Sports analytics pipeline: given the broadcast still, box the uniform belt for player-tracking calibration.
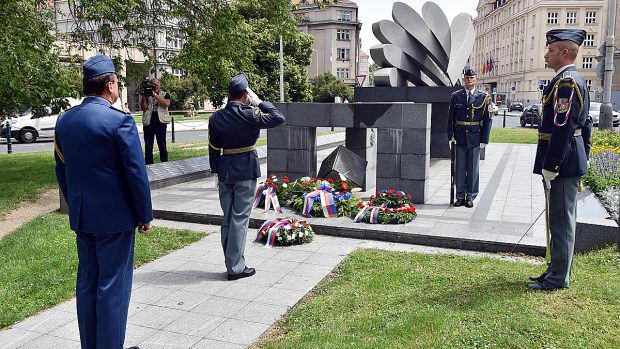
[456,121,480,126]
[538,129,581,141]
[222,145,256,155]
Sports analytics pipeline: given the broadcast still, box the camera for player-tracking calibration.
[142,77,154,96]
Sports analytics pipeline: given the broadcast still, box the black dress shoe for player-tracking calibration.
[453,199,465,207]
[527,281,565,291]
[126,347,140,349]
[465,200,474,208]
[528,273,547,282]
[227,267,256,281]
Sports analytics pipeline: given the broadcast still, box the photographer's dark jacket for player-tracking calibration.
[208,101,285,182]
[447,88,493,148]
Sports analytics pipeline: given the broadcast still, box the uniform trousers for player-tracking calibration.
[455,145,480,201]
[218,179,257,274]
[543,176,578,288]
[75,230,135,349]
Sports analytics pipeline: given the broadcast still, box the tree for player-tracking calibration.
[0,1,81,119]
[312,72,354,103]
[368,63,380,87]
[159,73,207,111]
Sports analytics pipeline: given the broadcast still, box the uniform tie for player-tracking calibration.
[467,92,472,104]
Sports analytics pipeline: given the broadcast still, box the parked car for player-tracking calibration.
[491,103,499,116]
[509,100,524,112]
[0,98,84,143]
[589,102,620,127]
[520,104,542,127]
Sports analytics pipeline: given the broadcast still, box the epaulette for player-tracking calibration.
[110,105,130,115]
[57,105,77,118]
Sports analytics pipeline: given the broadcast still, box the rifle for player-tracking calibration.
[450,140,455,206]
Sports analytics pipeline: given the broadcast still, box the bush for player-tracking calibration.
[312,72,353,103]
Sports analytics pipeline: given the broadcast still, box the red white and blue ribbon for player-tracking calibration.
[254,218,289,248]
[302,189,337,217]
[354,203,387,224]
[253,184,282,213]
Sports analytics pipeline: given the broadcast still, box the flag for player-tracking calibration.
[489,53,494,75]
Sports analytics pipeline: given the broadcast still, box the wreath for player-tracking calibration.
[353,190,417,224]
[289,178,361,218]
[254,218,314,247]
[253,175,291,212]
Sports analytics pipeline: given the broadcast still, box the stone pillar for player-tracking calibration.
[375,103,431,204]
[267,125,317,180]
[345,128,377,190]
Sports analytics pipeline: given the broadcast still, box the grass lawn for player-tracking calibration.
[0,212,205,329]
[0,152,56,218]
[257,248,620,349]
[490,128,538,144]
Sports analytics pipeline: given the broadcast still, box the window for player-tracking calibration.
[337,48,351,61]
[586,80,592,91]
[336,68,349,79]
[337,10,352,21]
[547,12,558,24]
[582,57,593,69]
[336,29,350,41]
[566,12,577,24]
[584,34,595,47]
[530,58,534,69]
[531,14,536,27]
[586,11,596,24]
[530,36,534,49]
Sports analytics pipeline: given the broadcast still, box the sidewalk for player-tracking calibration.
[0,220,536,349]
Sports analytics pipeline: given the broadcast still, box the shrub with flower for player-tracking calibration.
[254,218,314,247]
[584,130,620,221]
[253,175,291,212]
[289,177,361,218]
[353,190,417,224]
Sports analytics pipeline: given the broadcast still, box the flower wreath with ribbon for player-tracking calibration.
[290,180,359,218]
[253,175,290,213]
[353,189,417,224]
[254,218,314,247]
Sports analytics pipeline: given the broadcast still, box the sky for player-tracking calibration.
[355,0,479,60]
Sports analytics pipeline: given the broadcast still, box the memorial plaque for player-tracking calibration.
[318,145,368,188]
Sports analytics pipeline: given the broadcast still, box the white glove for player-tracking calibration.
[480,143,487,149]
[449,138,456,147]
[542,169,558,189]
[246,87,263,106]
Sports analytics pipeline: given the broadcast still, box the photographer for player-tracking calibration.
[140,77,171,164]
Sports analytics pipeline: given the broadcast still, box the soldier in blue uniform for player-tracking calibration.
[447,68,493,208]
[54,55,152,349]
[208,73,285,280]
[528,29,592,290]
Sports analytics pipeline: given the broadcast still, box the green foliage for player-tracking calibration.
[368,62,380,86]
[591,129,620,153]
[489,128,539,144]
[312,72,354,103]
[257,247,620,349]
[159,74,208,111]
[291,196,361,218]
[0,1,81,119]
[0,213,204,329]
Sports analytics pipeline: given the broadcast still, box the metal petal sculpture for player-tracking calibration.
[370,1,475,87]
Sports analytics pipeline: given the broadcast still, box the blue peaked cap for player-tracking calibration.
[228,72,249,95]
[546,29,586,46]
[464,68,477,77]
[83,55,116,79]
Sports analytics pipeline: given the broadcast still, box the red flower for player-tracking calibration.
[407,194,412,200]
[342,183,349,190]
[396,193,402,198]
[274,185,279,190]
[376,191,381,196]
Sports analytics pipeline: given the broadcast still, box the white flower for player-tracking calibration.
[286,235,292,240]
[284,225,291,230]
[283,183,288,188]
[278,236,283,241]
[299,231,304,237]
[301,176,311,182]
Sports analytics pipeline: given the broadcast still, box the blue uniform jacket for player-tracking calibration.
[447,89,493,148]
[533,66,592,176]
[208,101,285,182]
[54,96,153,234]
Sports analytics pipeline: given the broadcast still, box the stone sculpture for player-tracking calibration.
[371,1,475,87]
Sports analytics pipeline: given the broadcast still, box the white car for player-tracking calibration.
[1,98,84,143]
[589,102,620,127]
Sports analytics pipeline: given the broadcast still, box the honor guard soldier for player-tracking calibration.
[54,55,152,349]
[528,29,592,290]
[208,73,285,280]
[447,68,494,208]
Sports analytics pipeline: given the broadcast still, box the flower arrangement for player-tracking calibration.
[289,177,361,218]
[353,190,417,224]
[254,218,314,247]
[253,175,291,212]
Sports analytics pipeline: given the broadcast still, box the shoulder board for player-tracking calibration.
[57,105,77,118]
[109,105,130,115]
[451,90,462,97]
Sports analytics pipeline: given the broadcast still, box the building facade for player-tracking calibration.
[472,0,608,106]
[293,0,362,86]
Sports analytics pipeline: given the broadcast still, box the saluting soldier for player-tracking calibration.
[447,68,494,208]
[529,29,592,290]
[54,55,152,349]
[208,73,285,280]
